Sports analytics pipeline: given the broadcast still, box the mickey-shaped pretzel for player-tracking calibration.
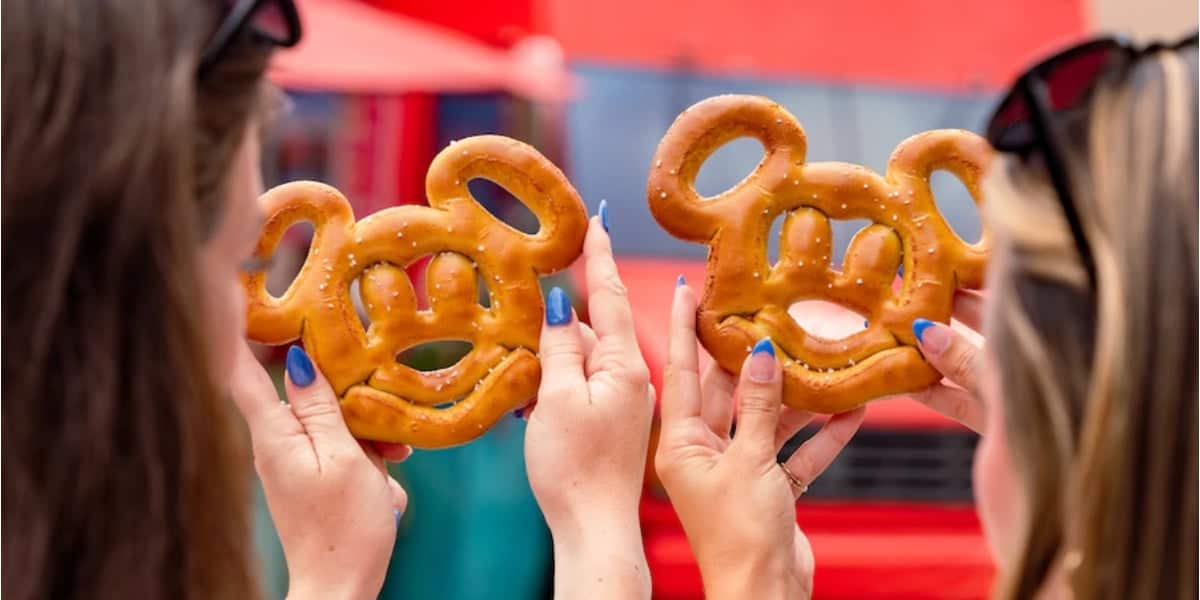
[243,135,588,448]
[648,95,992,413]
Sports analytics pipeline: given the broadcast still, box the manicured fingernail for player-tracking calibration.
[676,274,686,287]
[598,199,610,232]
[286,345,316,387]
[393,508,402,528]
[748,338,776,382]
[546,286,571,326]
[912,318,950,354]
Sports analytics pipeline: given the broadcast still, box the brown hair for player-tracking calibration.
[2,1,271,598]
[983,46,1198,599]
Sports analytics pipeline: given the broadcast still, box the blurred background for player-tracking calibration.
[251,0,1197,598]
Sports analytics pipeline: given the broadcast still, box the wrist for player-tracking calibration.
[286,572,383,600]
[550,510,644,557]
[698,551,808,600]
[543,496,642,548]
[549,508,650,600]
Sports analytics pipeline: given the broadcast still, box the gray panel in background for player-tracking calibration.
[567,65,993,260]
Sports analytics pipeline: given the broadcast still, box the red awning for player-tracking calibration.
[269,0,574,101]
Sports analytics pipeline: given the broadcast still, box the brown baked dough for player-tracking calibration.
[647,95,992,413]
[243,135,588,448]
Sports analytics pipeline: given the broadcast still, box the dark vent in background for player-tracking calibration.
[778,427,977,503]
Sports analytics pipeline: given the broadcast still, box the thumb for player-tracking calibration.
[284,345,357,449]
[913,319,980,394]
[730,338,783,461]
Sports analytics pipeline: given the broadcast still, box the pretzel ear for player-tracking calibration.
[648,94,809,242]
[425,135,588,274]
[243,181,355,345]
[886,130,993,289]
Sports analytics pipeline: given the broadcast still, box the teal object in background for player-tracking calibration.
[382,417,551,599]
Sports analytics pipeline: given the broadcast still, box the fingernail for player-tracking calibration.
[546,286,571,326]
[393,508,402,528]
[748,338,776,382]
[286,345,316,387]
[598,199,610,232]
[912,318,950,355]
[676,274,686,287]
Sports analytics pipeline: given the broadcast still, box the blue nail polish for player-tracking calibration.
[393,508,402,528]
[546,286,571,326]
[751,337,775,357]
[598,199,610,232]
[286,346,316,387]
[676,274,686,287]
[912,318,935,342]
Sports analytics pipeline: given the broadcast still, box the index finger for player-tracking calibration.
[583,216,638,347]
[660,280,703,424]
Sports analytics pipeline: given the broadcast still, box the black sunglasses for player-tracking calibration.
[199,0,302,76]
[985,31,1199,285]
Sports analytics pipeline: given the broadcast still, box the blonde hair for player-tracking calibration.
[981,46,1197,599]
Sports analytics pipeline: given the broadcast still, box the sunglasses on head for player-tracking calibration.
[198,0,302,76]
[984,31,1199,285]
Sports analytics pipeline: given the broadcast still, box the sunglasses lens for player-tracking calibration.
[987,41,1121,151]
[250,0,292,43]
[988,93,1033,150]
[1040,46,1114,110]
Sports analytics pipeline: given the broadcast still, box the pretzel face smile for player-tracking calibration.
[243,136,588,448]
[648,95,993,413]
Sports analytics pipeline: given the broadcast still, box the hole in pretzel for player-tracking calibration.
[768,212,785,267]
[264,221,315,297]
[433,395,469,410]
[694,137,763,198]
[829,218,873,269]
[787,300,869,339]
[468,178,538,235]
[475,271,492,308]
[929,170,982,244]
[396,340,474,372]
[348,278,372,330]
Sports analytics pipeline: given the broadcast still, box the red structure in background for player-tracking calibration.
[548,0,1086,90]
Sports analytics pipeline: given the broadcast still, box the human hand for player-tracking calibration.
[523,208,654,599]
[908,289,987,433]
[655,280,866,600]
[230,342,411,600]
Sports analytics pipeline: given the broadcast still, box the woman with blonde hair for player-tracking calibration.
[653,32,1198,599]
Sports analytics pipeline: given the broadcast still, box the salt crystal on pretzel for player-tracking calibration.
[648,95,992,413]
[243,135,588,448]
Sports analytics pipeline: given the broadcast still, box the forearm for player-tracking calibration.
[549,511,651,600]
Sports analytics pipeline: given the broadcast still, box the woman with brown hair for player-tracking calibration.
[2,1,657,598]
[654,32,1198,599]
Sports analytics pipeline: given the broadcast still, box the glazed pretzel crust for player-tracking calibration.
[243,135,588,448]
[648,95,992,413]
